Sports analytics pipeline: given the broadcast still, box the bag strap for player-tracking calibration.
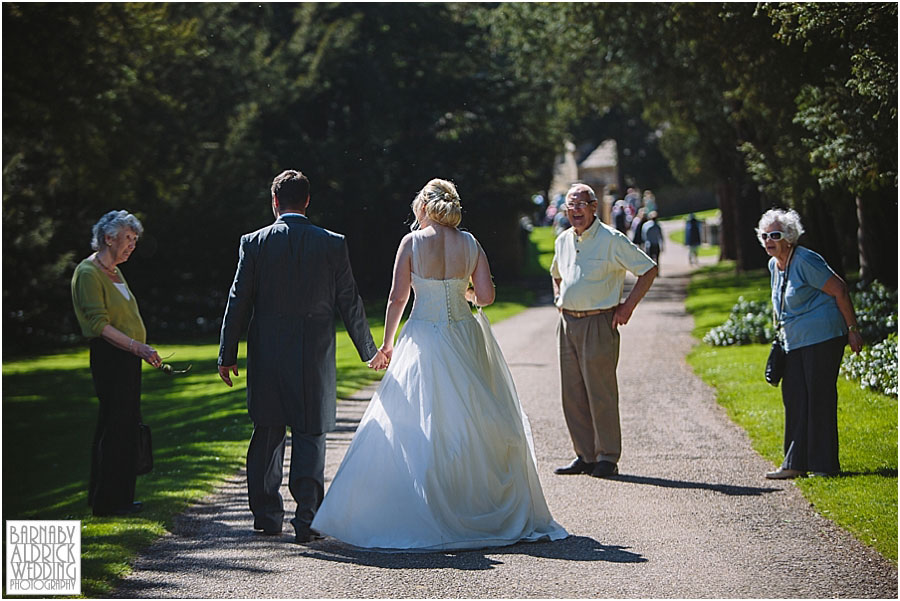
[773,247,795,332]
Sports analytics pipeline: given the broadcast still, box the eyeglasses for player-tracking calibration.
[565,201,594,210]
[758,231,785,241]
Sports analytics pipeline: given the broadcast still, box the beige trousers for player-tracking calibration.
[557,311,621,464]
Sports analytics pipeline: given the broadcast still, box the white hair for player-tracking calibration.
[566,183,598,202]
[91,210,143,250]
[755,208,804,246]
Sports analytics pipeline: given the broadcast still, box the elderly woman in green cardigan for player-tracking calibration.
[71,210,161,516]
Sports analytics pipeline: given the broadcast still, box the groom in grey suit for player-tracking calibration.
[218,169,384,543]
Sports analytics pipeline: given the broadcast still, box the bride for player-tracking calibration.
[311,178,567,551]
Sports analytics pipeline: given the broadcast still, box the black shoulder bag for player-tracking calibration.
[765,249,793,386]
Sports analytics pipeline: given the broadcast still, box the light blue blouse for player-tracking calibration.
[770,246,846,352]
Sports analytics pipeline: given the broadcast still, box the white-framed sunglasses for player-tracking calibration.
[758,231,785,241]
[565,201,594,210]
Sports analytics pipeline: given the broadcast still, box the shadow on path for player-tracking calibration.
[294,535,647,570]
[608,473,780,496]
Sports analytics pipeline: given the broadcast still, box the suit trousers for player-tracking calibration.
[247,425,326,533]
[780,335,846,474]
[88,338,141,514]
[557,311,621,464]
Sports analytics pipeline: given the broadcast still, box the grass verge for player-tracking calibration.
[685,262,898,562]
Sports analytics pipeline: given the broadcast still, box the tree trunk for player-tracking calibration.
[857,189,898,288]
[734,178,768,272]
[716,180,737,261]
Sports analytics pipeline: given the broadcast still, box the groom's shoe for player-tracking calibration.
[253,520,283,536]
[294,528,324,544]
[554,457,596,475]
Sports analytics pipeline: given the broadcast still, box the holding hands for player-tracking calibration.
[368,347,391,371]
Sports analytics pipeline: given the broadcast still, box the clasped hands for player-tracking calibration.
[368,347,391,371]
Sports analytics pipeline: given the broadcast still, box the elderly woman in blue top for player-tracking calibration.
[71,210,162,516]
[757,209,863,479]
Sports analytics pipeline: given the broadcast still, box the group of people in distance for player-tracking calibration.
[71,170,862,550]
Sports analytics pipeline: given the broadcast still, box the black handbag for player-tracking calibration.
[765,248,793,387]
[765,338,786,386]
[136,422,153,475]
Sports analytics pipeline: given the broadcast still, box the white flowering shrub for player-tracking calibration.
[841,334,898,397]
[702,297,775,346]
[852,281,897,343]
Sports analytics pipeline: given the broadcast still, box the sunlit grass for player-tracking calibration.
[685,264,897,562]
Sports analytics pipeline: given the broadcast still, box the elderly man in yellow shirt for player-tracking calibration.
[550,184,658,478]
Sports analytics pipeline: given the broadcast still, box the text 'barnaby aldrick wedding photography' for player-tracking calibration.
[5,520,81,595]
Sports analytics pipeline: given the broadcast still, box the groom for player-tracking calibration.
[218,169,385,543]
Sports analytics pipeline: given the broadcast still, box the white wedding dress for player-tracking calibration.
[311,229,567,551]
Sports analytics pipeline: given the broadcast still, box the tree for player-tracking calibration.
[3,3,565,349]
[763,2,898,286]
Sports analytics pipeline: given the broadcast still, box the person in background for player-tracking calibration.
[71,210,162,516]
[612,199,629,233]
[631,207,646,247]
[641,211,664,275]
[642,190,657,215]
[757,209,863,479]
[685,212,702,266]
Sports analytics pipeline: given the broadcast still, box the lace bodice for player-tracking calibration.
[408,229,478,324]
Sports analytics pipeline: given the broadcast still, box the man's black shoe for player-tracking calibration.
[590,461,619,478]
[554,457,596,475]
[254,520,283,535]
[294,528,324,544]
[257,527,283,536]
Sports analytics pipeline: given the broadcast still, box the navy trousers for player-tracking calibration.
[247,425,325,534]
[780,335,846,474]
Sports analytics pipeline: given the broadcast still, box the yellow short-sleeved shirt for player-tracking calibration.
[71,258,147,342]
[550,218,656,311]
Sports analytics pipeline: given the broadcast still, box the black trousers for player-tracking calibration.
[246,425,325,534]
[89,338,142,514]
[780,335,846,474]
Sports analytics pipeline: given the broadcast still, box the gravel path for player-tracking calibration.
[114,226,897,598]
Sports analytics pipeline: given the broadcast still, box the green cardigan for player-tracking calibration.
[71,258,147,342]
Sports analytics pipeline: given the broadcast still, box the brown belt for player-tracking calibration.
[560,307,617,318]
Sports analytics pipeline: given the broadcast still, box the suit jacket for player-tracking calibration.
[218,214,377,432]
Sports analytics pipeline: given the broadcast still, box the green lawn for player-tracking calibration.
[685,262,898,562]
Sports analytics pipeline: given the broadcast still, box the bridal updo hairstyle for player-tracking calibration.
[412,179,462,229]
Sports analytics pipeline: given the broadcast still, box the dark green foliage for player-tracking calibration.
[3,3,896,351]
[3,3,563,351]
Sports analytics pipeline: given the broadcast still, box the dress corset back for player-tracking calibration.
[408,229,479,325]
[409,275,473,324]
